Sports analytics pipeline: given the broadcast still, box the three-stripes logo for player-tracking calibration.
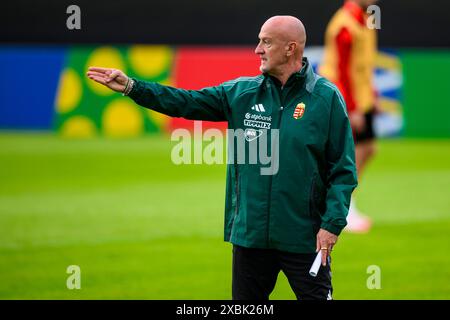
[251,104,266,112]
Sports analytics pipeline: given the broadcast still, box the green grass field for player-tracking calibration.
[0,133,449,299]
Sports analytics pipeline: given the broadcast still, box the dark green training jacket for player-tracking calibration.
[128,57,358,254]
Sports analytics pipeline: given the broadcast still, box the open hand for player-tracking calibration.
[86,67,129,93]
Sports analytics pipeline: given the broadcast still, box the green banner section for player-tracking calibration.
[401,50,450,138]
[54,46,173,138]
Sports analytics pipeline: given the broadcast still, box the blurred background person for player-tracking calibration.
[320,0,379,233]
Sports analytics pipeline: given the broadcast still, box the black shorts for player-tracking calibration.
[232,245,332,300]
[354,109,376,144]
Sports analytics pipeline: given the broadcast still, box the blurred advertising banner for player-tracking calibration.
[54,46,175,138]
[51,45,403,138]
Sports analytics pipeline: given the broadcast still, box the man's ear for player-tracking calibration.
[286,41,297,57]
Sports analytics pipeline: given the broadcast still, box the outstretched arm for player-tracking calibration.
[86,66,228,121]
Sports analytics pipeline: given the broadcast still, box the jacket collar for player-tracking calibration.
[263,57,318,93]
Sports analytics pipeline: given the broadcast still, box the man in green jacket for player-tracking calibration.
[87,15,357,300]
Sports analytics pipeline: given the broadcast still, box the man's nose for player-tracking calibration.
[255,44,264,55]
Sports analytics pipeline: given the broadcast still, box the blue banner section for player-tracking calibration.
[0,47,66,129]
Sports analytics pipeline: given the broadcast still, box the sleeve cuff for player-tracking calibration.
[320,221,345,236]
[128,78,144,101]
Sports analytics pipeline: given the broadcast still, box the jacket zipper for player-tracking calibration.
[229,165,239,241]
[266,85,285,246]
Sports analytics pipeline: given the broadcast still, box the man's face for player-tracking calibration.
[254,24,288,74]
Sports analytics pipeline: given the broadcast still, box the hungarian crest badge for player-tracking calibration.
[293,103,306,119]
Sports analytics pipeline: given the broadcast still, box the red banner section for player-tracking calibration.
[171,47,260,132]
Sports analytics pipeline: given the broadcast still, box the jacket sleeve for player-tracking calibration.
[128,79,229,121]
[321,89,358,235]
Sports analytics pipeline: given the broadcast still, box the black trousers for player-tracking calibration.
[232,245,332,300]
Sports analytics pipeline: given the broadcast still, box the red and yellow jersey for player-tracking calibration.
[319,1,377,113]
